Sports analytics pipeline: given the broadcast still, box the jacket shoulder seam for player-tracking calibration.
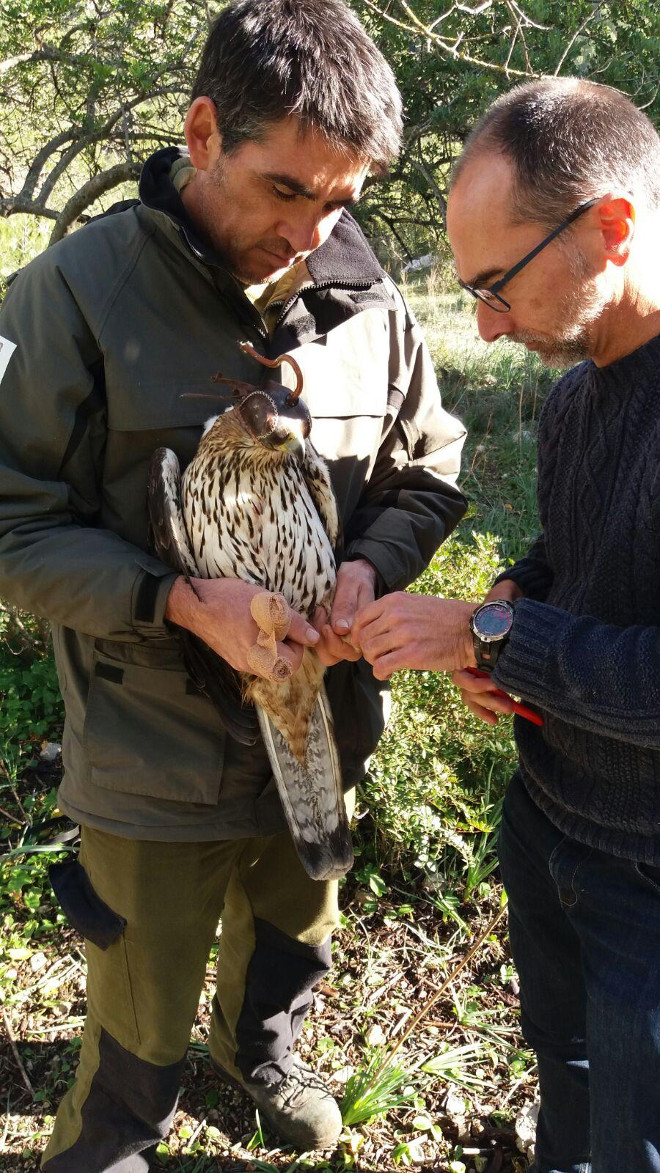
[95,213,157,341]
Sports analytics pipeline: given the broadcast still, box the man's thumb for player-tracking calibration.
[287,610,320,645]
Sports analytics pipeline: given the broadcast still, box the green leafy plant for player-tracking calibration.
[421,1042,488,1090]
[340,1050,417,1126]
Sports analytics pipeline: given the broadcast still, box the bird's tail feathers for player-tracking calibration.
[256,686,353,882]
[247,648,322,763]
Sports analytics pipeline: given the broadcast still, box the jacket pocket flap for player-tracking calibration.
[107,382,233,433]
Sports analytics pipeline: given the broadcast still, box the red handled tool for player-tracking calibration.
[465,666,544,726]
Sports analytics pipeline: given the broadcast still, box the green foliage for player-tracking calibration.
[0,0,658,268]
[354,0,660,261]
[0,606,63,741]
[420,1041,488,1090]
[0,654,62,741]
[361,284,546,892]
[341,1050,416,1125]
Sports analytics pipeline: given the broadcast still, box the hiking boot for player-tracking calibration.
[216,1055,343,1150]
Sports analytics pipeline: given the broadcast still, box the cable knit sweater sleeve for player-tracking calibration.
[491,339,660,751]
[493,601,660,747]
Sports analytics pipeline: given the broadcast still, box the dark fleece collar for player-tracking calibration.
[138,146,384,289]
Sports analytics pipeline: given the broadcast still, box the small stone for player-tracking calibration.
[515,1099,539,1159]
[366,1023,386,1047]
[39,742,62,763]
[445,1089,467,1120]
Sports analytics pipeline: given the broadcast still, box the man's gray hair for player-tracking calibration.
[452,77,660,228]
[191,0,403,174]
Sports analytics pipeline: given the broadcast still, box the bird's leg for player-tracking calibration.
[246,592,293,682]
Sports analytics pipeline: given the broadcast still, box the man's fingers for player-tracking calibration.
[311,605,329,634]
[286,609,321,646]
[327,626,361,662]
[277,639,305,673]
[454,672,515,715]
[359,628,400,664]
[462,694,500,725]
[452,668,502,696]
[331,560,378,634]
[370,650,405,680]
[316,624,361,666]
[351,597,385,641]
[331,584,360,634]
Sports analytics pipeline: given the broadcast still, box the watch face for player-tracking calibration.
[476,602,512,639]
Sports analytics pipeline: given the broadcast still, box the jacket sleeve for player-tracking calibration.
[493,599,660,749]
[0,253,176,641]
[344,287,467,592]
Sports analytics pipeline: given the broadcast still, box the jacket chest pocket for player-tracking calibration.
[101,381,228,551]
[83,643,225,804]
[284,314,389,516]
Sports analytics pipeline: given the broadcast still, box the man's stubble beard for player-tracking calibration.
[203,156,298,285]
[510,250,611,368]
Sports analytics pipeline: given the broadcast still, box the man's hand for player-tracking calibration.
[451,668,516,725]
[481,578,523,606]
[165,575,320,675]
[451,577,524,723]
[312,558,377,667]
[351,592,477,680]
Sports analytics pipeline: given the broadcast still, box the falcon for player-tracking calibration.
[148,343,353,882]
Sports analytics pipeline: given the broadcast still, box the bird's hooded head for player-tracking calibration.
[211,344,311,463]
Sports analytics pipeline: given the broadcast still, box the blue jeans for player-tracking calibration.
[499,772,660,1173]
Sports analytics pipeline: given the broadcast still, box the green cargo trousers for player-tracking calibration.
[41,815,346,1171]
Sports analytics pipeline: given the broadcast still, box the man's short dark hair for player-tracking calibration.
[191,0,402,174]
[453,77,660,229]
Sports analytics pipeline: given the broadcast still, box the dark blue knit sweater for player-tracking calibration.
[493,333,660,864]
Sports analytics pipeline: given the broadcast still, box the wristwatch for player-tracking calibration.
[470,599,515,672]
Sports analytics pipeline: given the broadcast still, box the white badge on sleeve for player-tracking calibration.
[0,335,17,384]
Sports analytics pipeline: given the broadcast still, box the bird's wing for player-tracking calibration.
[302,441,342,551]
[256,682,353,881]
[148,447,198,576]
[147,447,258,746]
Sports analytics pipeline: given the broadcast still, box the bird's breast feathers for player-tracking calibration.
[181,451,336,617]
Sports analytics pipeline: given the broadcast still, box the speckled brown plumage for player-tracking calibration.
[148,392,352,881]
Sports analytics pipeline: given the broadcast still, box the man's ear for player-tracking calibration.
[184,97,222,171]
[596,195,635,267]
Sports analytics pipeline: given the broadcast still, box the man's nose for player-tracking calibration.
[477,300,514,343]
[277,210,331,255]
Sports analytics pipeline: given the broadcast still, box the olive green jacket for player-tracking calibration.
[0,147,467,840]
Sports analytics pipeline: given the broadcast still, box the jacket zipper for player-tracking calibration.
[272,278,379,333]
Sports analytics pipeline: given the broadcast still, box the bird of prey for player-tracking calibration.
[148,343,353,881]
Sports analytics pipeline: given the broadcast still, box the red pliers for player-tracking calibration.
[465,666,544,726]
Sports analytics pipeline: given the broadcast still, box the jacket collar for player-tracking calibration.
[138,146,384,290]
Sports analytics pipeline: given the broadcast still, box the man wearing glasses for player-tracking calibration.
[352,77,660,1172]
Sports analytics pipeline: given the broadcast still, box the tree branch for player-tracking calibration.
[408,156,448,225]
[49,161,142,244]
[0,197,59,220]
[553,1,604,76]
[360,0,538,78]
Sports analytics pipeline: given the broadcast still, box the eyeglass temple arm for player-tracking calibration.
[488,197,600,294]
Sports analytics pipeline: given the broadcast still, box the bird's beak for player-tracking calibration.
[275,432,305,463]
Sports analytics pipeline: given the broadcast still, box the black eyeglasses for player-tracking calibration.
[459,197,600,313]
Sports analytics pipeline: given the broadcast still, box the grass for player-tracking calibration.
[0,270,546,1171]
